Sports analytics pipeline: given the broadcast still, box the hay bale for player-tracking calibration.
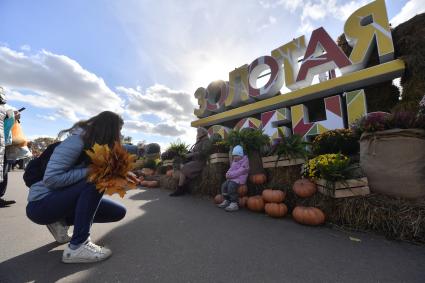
[188,162,229,197]
[265,165,303,189]
[158,175,178,191]
[284,189,425,243]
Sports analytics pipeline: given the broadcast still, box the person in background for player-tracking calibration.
[217,145,249,212]
[0,87,16,207]
[169,127,211,196]
[6,109,32,171]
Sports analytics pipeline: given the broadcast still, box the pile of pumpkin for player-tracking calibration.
[214,178,326,226]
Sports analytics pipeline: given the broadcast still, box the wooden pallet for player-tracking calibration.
[262,155,305,168]
[315,177,370,198]
[209,153,229,164]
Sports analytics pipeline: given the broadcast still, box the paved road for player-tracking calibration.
[1,171,425,283]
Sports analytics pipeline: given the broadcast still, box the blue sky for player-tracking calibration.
[0,0,422,149]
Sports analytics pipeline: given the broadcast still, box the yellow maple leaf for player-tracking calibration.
[86,142,138,197]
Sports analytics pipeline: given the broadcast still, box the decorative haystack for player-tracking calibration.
[393,13,425,112]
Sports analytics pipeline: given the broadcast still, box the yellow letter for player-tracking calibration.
[344,0,394,72]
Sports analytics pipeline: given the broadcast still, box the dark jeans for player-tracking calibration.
[0,155,9,198]
[221,180,239,202]
[26,180,126,245]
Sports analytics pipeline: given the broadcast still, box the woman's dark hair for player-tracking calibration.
[58,111,124,150]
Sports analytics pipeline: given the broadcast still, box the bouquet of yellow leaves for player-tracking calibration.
[86,142,137,198]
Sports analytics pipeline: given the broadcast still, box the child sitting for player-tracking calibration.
[218,145,249,212]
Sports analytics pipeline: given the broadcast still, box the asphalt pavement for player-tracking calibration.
[1,171,425,283]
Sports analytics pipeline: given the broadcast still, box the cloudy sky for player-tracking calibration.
[0,0,423,149]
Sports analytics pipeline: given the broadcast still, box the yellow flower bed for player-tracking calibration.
[304,154,349,179]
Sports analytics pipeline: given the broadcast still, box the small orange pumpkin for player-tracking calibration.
[293,179,317,198]
[214,194,224,204]
[249,173,267,185]
[265,203,288,218]
[238,185,248,197]
[262,189,286,203]
[292,206,325,226]
[247,196,265,212]
[239,196,248,208]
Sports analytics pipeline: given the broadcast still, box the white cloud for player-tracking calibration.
[112,1,294,93]
[20,45,31,51]
[0,46,124,120]
[124,120,186,137]
[117,84,195,122]
[36,114,57,121]
[257,16,278,31]
[391,0,425,27]
[259,0,369,34]
[0,46,197,140]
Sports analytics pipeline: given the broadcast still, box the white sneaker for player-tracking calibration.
[217,200,230,208]
[47,221,71,244]
[62,239,112,263]
[225,202,239,212]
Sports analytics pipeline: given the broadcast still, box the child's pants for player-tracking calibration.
[221,180,239,203]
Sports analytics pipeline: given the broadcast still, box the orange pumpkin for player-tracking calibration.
[239,196,248,208]
[293,179,317,198]
[166,169,174,177]
[238,185,248,197]
[214,194,224,204]
[292,206,325,226]
[262,189,286,203]
[247,196,265,212]
[265,203,288,218]
[249,173,267,185]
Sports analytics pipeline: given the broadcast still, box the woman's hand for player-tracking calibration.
[126,171,140,184]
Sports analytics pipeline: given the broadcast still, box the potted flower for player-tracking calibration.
[161,141,190,167]
[312,129,359,158]
[263,135,309,168]
[208,134,230,164]
[303,153,369,198]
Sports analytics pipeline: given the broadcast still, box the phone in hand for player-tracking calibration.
[18,107,26,112]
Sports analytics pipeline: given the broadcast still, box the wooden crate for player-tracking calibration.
[262,155,305,168]
[315,177,370,198]
[209,153,229,164]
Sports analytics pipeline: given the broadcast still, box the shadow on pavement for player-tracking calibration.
[0,242,100,283]
[3,188,425,282]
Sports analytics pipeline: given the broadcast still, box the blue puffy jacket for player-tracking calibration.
[28,131,88,202]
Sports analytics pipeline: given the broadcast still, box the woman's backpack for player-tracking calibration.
[23,142,62,187]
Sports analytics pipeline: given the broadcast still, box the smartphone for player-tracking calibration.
[18,107,26,112]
